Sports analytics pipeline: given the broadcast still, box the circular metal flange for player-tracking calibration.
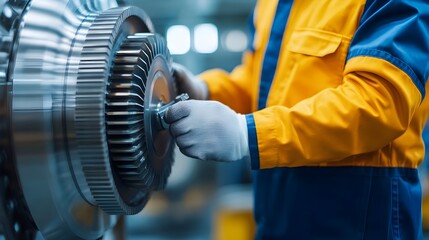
[143,37,176,190]
[11,0,155,238]
[76,7,155,215]
[12,0,125,239]
[0,1,37,239]
[106,33,175,191]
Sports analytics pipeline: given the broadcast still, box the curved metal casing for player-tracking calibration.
[8,0,163,239]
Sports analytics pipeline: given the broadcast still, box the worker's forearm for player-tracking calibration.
[249,56,422,169]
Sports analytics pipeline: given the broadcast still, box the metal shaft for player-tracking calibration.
[157,93,190,130]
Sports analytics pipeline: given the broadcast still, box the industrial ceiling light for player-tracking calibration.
[0,0,181,239]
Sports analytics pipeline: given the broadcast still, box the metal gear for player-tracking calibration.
[106,33,174,191]
[0,0,180,239]
[76,6,153,216]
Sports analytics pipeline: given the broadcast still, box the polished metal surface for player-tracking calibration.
[0,1,37,239]
[76,6,153,216]
[143,36,176,192]
[107,33,175,192]
[12,1,119,238]
[0,0,176,239]
[0,151,36,240]
[0,0,32,85]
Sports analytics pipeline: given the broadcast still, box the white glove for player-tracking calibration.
[165,100,249,162]
[173,63,208,100]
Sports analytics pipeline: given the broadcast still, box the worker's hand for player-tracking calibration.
[172,63,208,100]
[165,100,249,162]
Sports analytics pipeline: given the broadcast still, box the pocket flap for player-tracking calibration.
[287,29,342,57]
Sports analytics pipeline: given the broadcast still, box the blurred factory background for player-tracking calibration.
[120,0,255,73]
[114,0,257,239]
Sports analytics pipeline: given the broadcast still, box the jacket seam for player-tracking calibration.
[347,48,425,98]
[392,177,400,239]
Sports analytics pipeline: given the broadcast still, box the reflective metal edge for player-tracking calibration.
[76,6,154,215]
[11,0,117,239]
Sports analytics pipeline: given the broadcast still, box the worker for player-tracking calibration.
[165,0,429,239]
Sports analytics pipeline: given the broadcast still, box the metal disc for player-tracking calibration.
[11,0,155,238]
[145,54,176,189]
[106,33,175,191]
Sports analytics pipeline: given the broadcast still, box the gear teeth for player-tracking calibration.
[106,33,173,190]
[76,7,152,215]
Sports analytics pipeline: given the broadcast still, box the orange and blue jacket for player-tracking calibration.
[199,0,429,239]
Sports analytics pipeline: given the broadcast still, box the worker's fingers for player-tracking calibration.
[165,100,192,124]
[169,117,192,138]
[178,145,202,161]
[175,134,194,149]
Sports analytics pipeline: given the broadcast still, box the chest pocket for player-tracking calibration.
[286,29,351,96]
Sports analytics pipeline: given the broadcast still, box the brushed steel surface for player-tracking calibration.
[10,0,154,238]
[0,0,174,238]
[106,33,175,192]
[76,6,153,216]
